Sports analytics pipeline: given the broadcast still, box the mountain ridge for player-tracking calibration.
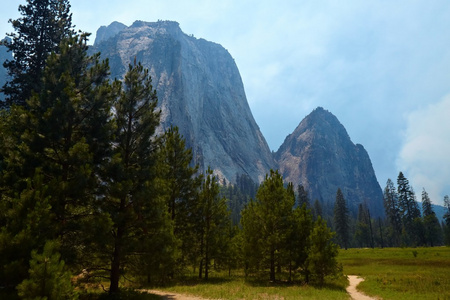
[275,107,384,216]
[91,20,275,184]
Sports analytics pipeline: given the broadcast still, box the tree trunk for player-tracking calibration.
[110,207,125,294]
[270,249,275,281]
[109,228,122,294]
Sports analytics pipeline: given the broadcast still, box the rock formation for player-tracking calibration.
[275,107,384,217]
[94,21,127,45]
[91,20,275,183]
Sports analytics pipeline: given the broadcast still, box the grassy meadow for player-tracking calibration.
[5,247,448,299]
[140,247,450,300]
[338,247,450,300]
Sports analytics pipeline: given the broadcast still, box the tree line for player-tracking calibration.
[0,1,342,298]
[331,172,450,249]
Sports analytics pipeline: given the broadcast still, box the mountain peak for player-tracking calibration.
[92,20,274,184]
[276,107,383,217]
[94,21,127,46]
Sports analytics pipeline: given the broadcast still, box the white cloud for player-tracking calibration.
[397,96,450,206]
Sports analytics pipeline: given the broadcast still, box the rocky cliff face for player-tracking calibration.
[91,21,275,183]
[94,21,127,45]
[275,107,384,217]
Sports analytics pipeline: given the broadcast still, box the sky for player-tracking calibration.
[2,0,450,206]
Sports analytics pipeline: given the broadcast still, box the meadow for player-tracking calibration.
[338,247,450,300]
[4,247,449,299]
[134,247,450,300]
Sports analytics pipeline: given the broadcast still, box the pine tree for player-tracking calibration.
[158,126,201,272]
[397,172,421,245]
[196,167,230,280]
[312,199,322,221]
[16,240,76,300]
[307,217,340,286]
[444,195,450,245]
[103,62,175,293]
[421,189,442,246]
[289,200,313,282]
[355,203,370,248]
[383,178,402,246]
[241,170,294,281]
[0,33,117,287]
[2,0,75,107]
[333,188,350,250]
[297,184,310,209]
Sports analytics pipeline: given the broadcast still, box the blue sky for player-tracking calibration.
[2,0,450,205]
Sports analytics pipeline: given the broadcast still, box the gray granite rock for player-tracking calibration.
[275,107,384,217]
[91,21,275,184]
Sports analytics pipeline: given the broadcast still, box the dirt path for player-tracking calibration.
[141,289,210,300]
[346,275,379,300]
[142,276,379,300]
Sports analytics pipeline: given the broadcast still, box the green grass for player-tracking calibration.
[142,272,349,300]
[338,247,450,300]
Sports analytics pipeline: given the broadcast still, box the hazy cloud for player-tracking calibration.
[397,96,450,205]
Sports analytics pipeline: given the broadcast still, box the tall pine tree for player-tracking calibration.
[241,170,294,281]
[103,62,175,294]
[2,0,75,107]
[383,178,402,246]
[397,172,421,245]
[333,188,349,250]
[421,189,442,246]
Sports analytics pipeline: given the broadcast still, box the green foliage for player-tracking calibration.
[17,240,77,300]
[333,188,349,250]
[307,217,340,286]
[241,170,295,281]
[383,178,402,246]
[2,0,74,107]
[103,62,176,293]
[195,168,231,280]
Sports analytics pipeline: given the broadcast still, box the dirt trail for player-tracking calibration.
[346,275,379,300]
[141,289,210,300]
[142,275,379,300]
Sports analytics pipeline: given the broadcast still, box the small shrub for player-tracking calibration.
[16,240,77,300]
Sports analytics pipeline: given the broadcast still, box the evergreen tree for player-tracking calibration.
[297,184,310,209]
[196,167,230,280]
[397,172,421,245]
[0,34,117,287]
[241,170,294,281]
[158,126,201,272]
[103,62,174,294]
[307,217,340,286]
[289,200,313,282]
[421,189,442,246]
[312,199,322,221]
[333,188,349,250]
[383,179,402,246]
[2,0,75,107]
[16,240,76,300]
[355,203,370,248]
[444,195,450,245]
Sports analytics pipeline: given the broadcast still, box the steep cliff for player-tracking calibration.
[91,21,275,183]
[275,107,384,217]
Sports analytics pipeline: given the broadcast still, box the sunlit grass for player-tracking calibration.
[338,247,450,300]
[143,271,349,300]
